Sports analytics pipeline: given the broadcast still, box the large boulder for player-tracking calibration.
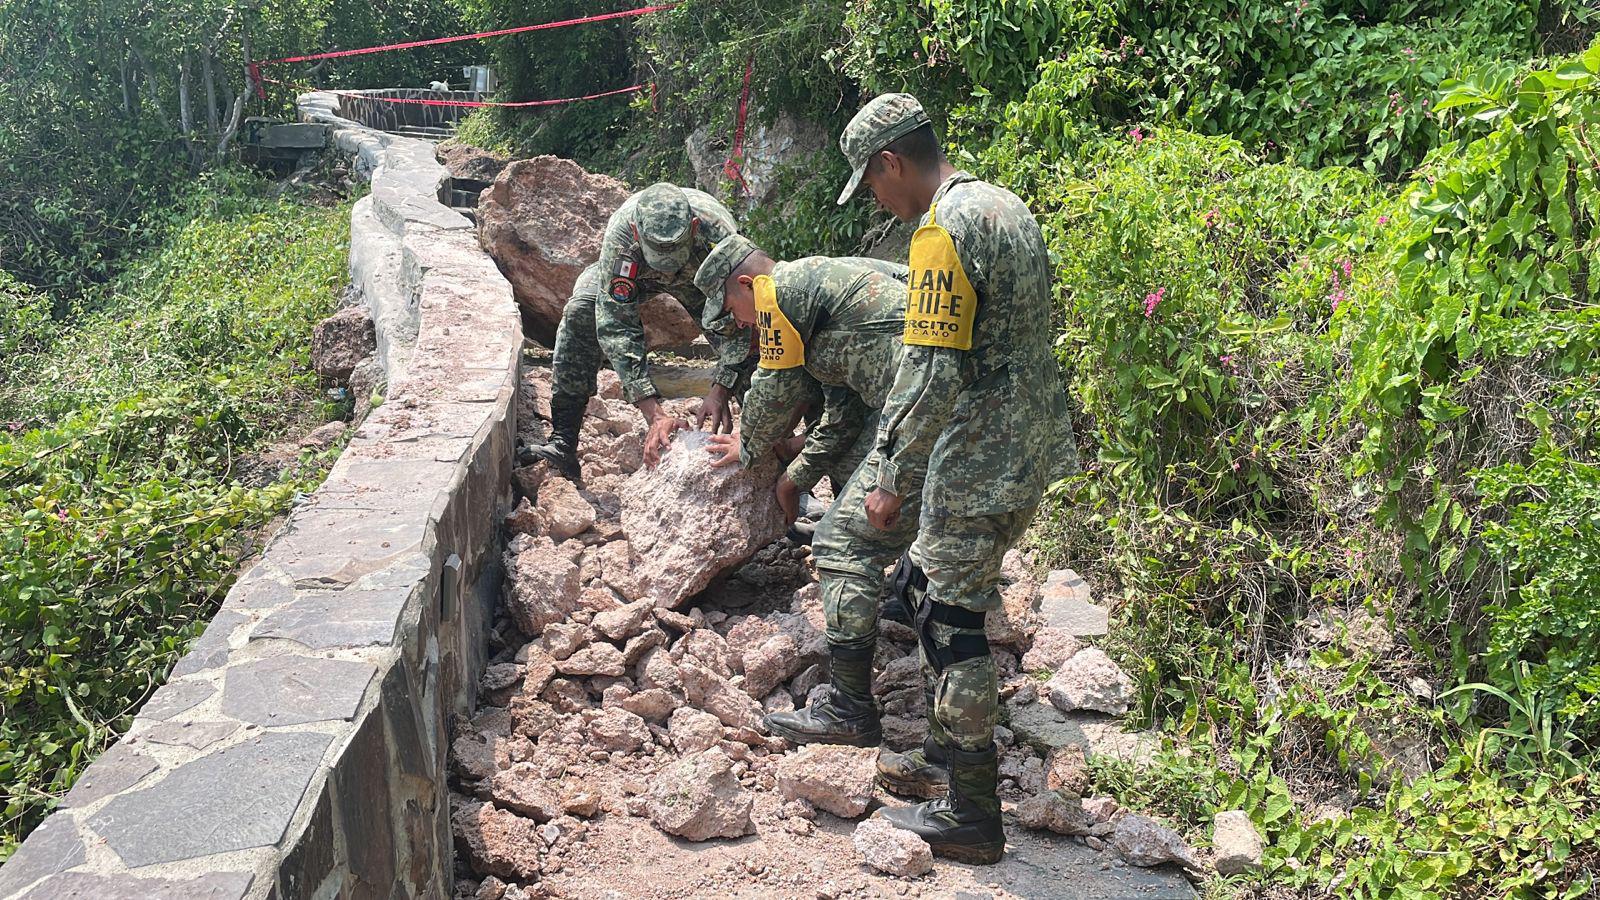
[475,156,701,347]
[620,431,786,608]
[645,748,754,841]
[311,306,377,383]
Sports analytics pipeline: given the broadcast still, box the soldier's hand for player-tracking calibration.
[643,416,688,468]
[865,487,902,530]
[775,474,801,525]
[695,384,734,434]
[705,432,741,468]
[772,433,806,464]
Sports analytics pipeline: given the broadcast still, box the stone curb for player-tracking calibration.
[0,92,520,900]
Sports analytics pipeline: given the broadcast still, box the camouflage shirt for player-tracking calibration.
[873,171,1077,515]
[739,256,909,492]
[594,188,755,403]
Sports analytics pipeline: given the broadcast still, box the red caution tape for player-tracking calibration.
[266,77,649,108]
[721,54,754,196]
[253,3,677,67]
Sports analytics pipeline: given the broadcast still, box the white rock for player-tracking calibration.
[1211,809,1263,875]
[852,818,933,877]
[1045,648,1134,716]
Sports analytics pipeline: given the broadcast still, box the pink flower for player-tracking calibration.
[1232,461,1241,471]
[1329,287,1347,312]
[1143,287,1166,317]
[55,507,69,523]
[1339,258,1353,279]
[1129,126,1145,144]
[1219,354,1237,370]
[1377,214,1390,225]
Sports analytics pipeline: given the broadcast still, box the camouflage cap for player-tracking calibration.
[836,93,930,205]
[634,183,694,272]
[694,234,759,329]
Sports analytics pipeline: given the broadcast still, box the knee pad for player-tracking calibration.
[914,597,990,675]
[886,552,927,623]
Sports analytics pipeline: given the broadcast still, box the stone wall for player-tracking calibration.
[0,93,521,900]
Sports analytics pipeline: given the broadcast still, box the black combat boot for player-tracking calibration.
[877,722,951,799]
[517,395,584,481]
[762,645,881,747]
[878,743,1004,864]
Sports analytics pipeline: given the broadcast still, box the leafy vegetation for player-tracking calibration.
[454,0,1600,893]
[0,170,351,859]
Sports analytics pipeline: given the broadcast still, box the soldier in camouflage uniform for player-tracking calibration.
[690,238,919,749]
[521,183,757,478]
[836,94,1076,864]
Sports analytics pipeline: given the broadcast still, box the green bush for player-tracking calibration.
[0,171,349,859]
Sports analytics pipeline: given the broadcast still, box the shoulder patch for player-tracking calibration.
[904,204,977,350]
[754,275,805,370]
[609,277,637,304]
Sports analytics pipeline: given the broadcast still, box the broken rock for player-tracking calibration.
[1016,790,1096,836]
[1112,813,1203,870]
[1211,809,1263,876]
[620,431,786,608]
[536,477,596,542]
[853,818,933,877]
[503,538,581,636]
[667,706,724,755]
[1045,648,1134,716]
[1021,627,1081,673]
[679,661,763,730]
[775,745,878,818]
[646,748,755,841]
[311,306,377,383]
[451,798,545,881]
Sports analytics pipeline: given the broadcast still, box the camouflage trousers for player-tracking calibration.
[550,265,607,405]
[912,504,1038,753]
[812,424,923,656]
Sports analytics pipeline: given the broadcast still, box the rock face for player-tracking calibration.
[1211,809,1263,875]
[775,745,878,818]
[475,155,701,347]
[646,748,754,841]
[621,431,786,608]
[684,110,830,209]
[311,306,377,383]
[1045,648,1135,716]
[1111,813,1203,870]
[852,818,933,877]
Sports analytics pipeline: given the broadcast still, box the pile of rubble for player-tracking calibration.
[449,365,1257,899]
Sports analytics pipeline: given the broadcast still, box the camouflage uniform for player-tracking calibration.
[589,186,755,405]
[549,263,606,402]
[726,255,918,658]
[834,93,1075,862]
[874,167,1075,753]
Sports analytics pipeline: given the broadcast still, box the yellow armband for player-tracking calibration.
[755,274,805,369]
[904,203,977,350]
